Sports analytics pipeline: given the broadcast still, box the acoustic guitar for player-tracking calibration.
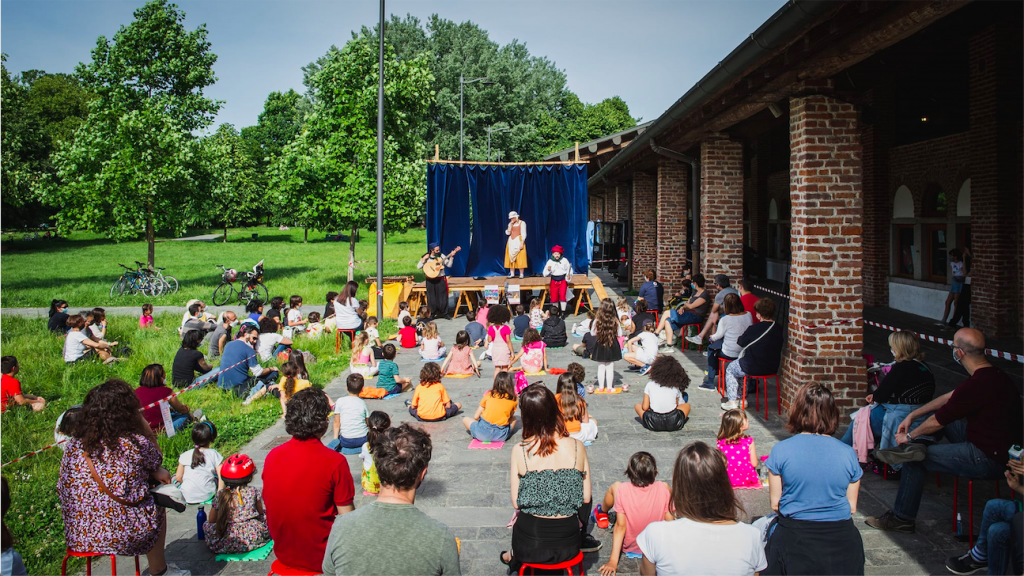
[423,246,461,279]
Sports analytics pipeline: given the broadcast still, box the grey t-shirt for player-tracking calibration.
[714,286,739,306]
[209,324,231,357]
[322,501,461,576]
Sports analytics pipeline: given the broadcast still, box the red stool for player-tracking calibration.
[679,323,703,352]
[717,357,733,397]
[268,558,321,576]
[747,374,780,420]
[651,310,660,326]
[952,477,1003,548]
[335,329,357,354]
[520,551,585,575]
[61,549,140,576]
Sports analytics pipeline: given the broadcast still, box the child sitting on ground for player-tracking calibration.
[408,362,461,422]
[1,356,46,413]
[285,295,306,334]
[556,373,598,443]
[395,301,411,328]
[419,322,446,361]
[567,362,588,398]
[361,344,411,398]
[360,411,391,495]
[440,331,480,376]
[511,304,531,341]
[528,298,544,330]
[717,408,761,488]
[139,303,157,329]
[571,309,595,337]
[462,372,517,442]
[398,316,419,349]
[175,421,223,504]
[349,332,379,377]
[278,361,312,418]
[623,320,659,374]
[596,452,672,575]
[415,306,431,334]
[203,454,271,554]
[464,310,486,348]
[634,355,690,432]
[363,316,384,358]
[267,296,286,328]
[510,329,547,374]
[541,305,568,348]
[330,374,371,452]
[305,312,324,339]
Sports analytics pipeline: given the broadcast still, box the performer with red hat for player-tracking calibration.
[543,245,573,313]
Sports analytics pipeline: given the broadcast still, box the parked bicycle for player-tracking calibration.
[111,263,164,297]
[212,260,268,306]
[135,261,179,294]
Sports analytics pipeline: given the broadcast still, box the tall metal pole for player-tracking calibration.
[375,0,385,317]
[459,74,464,161]
[487,127,491,162]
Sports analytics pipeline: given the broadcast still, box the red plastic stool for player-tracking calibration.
[651,310,660,326]
[717,357,733,397]
[268,558,321,576]
[335,329,357,354]
[520,551,585,575]
[61,549,140,576]
[747,374,780,420]
[679,323,703,352]
[952,477,1003,548]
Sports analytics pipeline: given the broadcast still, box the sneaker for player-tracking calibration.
[697,381,717,392]
[580,534,603,553]
[874,443,928,465]
[143,564,191,576]
[242,385,267,406]
[702,351,708,357]
[945,552,987,575]
[720,400,740,410]
[865,510,916,533]
[404,399,412,407]
[626,365,642,372]
[657,335,667,345]
[685,335,703,346]
[639,364,652,376]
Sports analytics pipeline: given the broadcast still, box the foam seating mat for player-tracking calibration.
[214,540,274,562]
[443,373,474,378]
[468,439,505,450]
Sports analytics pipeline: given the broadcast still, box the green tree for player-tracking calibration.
[273,34,433,280]
[199,124,260,242]
[43,0,220,267]
[240,89,305,229]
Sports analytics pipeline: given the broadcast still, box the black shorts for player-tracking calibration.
[641,409,687,432]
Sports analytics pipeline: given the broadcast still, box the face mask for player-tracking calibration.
[231,320,239,326]
[890,349,897,359]
[952,348,962,365]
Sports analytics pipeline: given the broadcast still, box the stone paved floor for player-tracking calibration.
[85,276,1017,575]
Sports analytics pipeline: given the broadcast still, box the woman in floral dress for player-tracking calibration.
[58,379,187,576]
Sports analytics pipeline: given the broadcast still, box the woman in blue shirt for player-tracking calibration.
[764,383,864,575]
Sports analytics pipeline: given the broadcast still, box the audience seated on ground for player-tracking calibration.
[541,305,568,348]
[366,343,412,398]
[136,364,193,432]
[511,305,530,341]
[628,300,656,340]
[596,451,671,576]
[48,299,70,334]
[623,319,659,374]
[510,329,547,374]
[463,371,518,443]
[172,330,215,388]
[217,324,279,402]
[556,373,598,444]
[209,311,236,358]
[1,356,46,413]
[634,356,690,432]
[329,374,370,452]
[408,363,461,422]
[466,309,488,347]
[63,312,120,364]
[441,331,481,377]
[256,317,292,363]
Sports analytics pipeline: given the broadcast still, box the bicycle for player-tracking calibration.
[212,260,268,306]
[111,264,164,297]
[135,261,179,294]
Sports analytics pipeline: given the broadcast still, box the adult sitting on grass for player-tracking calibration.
[256,317,292,363]
[48,299,70,334]
[136,364,193,432]
[322,424,461,575]
[245,299,264,324]
[217,324,279,403]
[62,313,121,365]
[58,379,189,576]
[209,311,236,358]
[180,302,215,341]
[263,389,355,574]
[1,356,46,413]
[171,330,216,388]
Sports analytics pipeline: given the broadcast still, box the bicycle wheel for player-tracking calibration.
[110,277,127,298]
[143,278,164,297]
[212,282,235,306]
[254,282,269,304]
[162,275,179,294]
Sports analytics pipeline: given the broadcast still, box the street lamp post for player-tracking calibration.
[375,0,384,316]
[459,75,496,161]
[487,125,510,162]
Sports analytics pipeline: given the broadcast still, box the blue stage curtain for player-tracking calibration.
[425,164,471,276]
[426,164,589,278]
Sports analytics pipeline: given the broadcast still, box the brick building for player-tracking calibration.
[584,1,1022,413]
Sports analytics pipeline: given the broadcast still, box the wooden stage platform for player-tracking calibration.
[407,275,609,317]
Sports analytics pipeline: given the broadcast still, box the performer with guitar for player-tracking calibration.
[418,243,460,319]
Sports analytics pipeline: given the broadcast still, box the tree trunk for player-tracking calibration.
[223,225,228,243]
[304,228,308,243]
[347,227,357,282]
[146,207,156,268]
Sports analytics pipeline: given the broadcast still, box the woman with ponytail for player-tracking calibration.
[203,454,270,554]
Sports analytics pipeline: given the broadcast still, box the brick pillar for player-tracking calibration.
[631,172,657,289]
[616,183,630,223]
[782,94,865,417]
[968,25,1020,338]
[656,159,689,294]
[700,134,744,283]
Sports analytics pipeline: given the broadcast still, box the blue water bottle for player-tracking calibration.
[956,512,963,538]
[196,506,207,540]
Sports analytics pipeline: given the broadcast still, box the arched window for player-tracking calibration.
[923,183,946,217]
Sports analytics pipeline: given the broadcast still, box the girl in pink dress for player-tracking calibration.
[716,409,761,488]
[441,331,480,376]
[510,329,547,374]
[484,306,513,376]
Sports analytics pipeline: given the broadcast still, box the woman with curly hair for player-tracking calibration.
[634,356,690,432]
[58,379,187,576]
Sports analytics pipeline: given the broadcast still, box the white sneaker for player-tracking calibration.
[720,400,740,411]
[657,335,667,345]
[144,564,191,576]
[685,335,703,345]
[519,271,524,279]
[508,271,515,278]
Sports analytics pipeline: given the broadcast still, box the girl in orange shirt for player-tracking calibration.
[408,362,461,422]
[463,372,518,442]
[555,374,598,443]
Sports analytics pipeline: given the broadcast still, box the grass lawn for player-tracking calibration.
[0,227,431,308]
[0,311,389,575]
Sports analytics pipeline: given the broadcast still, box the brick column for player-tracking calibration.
[700,134,744,283]
[657,159,688,294]
[861,83,894,308]
[631,172,656,289]
[616,183,630,223]
[782,94,865,417]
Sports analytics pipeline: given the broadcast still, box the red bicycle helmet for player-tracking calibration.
[221,454,256,481]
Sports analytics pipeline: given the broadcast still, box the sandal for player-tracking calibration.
[499,551,513,575]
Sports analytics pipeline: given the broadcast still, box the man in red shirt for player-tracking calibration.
[739,279,760,325]
[1,356,46,413]
[262,388,355,572]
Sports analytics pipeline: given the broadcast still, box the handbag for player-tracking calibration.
[84,453,186,512]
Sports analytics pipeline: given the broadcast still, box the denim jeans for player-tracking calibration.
[169,410,190,431]
[839,404,885,446]
[273,343,289,356]
[327,435,367,452]
[893,419,1005,520]
[972,499,1019,574]
[669,309,701,331]
[706,340,732,385]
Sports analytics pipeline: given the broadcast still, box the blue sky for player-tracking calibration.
[2,0,784,131]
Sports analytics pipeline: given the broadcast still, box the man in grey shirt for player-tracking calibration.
[208,311,236,358]
[686,274,738,345]
[322,424,461,576]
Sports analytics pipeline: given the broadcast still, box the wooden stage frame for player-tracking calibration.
[408,275,609,317]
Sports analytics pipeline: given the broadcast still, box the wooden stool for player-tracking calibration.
[519,551,585,575]
[335,329,357,354]
[61,549,140,576]
[747,374,780,420]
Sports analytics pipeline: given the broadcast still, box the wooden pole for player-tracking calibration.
[434,144,439,162]
[574,141,580,163]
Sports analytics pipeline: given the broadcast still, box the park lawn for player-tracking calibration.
[0,227,430,308]
[0,311,386,575]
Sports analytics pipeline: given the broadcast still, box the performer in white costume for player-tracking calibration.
[543,245,573,313]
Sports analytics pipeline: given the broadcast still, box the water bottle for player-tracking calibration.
[196,506,207,540]
[956,512,963,537]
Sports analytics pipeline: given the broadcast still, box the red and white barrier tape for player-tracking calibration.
[753,285,790,299]
[864,320,1023,364]
[2,354,256,469]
